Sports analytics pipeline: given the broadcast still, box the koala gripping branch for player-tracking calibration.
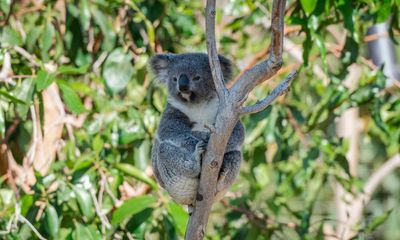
[184,0,296,239]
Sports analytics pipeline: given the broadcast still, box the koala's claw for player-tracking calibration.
[281,87,290,95]
[204,124,216,133]
[188,204,194,215]
[194,140,207,162]
[216,169,229,192]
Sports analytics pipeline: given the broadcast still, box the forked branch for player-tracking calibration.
[185,0,294,239]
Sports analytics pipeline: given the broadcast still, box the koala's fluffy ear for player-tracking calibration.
[218,55,233,82]
[150,54,174,83]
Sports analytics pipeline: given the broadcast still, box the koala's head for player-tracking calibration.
[150,53,232,104]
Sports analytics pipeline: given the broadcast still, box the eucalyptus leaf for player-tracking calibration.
[71,223,102,240]
[73,186,95,220]
[0,26,22,46]
[111,195,156,226]
[59,82,87,114]
[115,163,157,189]
[167,202,188,235]
[13,78,35,119]
[300,0,317,15]
[58,65,89,75]
[0,89,26,104]
[102,48,134,93]
[44,204,60,238]
[366,210,393,233]
[36,69,55,91]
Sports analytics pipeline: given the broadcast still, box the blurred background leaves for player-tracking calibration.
[0,0,399,239]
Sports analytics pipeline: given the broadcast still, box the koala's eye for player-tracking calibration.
[193,76,201,81]
[172,77,177,82]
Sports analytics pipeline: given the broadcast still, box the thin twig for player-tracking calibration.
[240,70,297,115]
[89,188,112,230]
[6,164,19,199]
[0,51,15,85]
[18,215,47,240]
[221,200,297,230]
[25,106,40,165]
[362,154,400,202]
[0,213,15,235]
[8,202,47,240]
[103,175,120,205]
[285,104,307,146]
[1,118,20,144]
[13,46,40,67]
[15,4,45,18]
[335,153,400,239]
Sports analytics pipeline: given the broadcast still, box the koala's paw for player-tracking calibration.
[194,140,207,162]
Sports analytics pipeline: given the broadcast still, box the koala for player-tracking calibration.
[150,53,245,206]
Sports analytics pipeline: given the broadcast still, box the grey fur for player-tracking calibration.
[150,53,244,205]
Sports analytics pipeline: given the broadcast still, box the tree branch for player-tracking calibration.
[184,1,291,239]
[334,153,400,240]
[240,70,297,115]
[13,46,40,67]
[231,0,286,101]
[205,0,228,100]
[0,51,15,85]
[362,153,400,202]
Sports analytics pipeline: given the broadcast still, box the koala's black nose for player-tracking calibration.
[178,74,190,92]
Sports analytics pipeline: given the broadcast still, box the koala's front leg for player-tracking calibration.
[158,137,206,178]
[215,121,244,200]
[215,151,242,197]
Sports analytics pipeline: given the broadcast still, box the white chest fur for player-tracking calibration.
[169,97,219,132]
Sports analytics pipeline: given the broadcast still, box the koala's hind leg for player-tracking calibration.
[158,141,202,178]
[215,151,241,198]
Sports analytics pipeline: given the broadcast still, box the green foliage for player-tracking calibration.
[0,0,399,239]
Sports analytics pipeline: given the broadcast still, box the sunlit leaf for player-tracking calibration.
[102,48,134,93]
[71,223,102,240]
[73,185,95,220]
[300,0,318,15]
[167,202,188,235]
[0,26,22,46]
[0,89,26,104]
[44,204,60,238]
[115,163,157,189]
[0,0,11,15]
[92,9,116,51]
[58,65,89,75]
[13,78,35,119]
[0,189,14,206]
[125,208,154,231]
[79,0,91,31]
[366,210,393,233]
[111,195,156,226]
[59,82,87,114]
[36,69,55,91]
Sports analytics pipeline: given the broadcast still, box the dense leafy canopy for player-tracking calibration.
[0,0,399,239]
